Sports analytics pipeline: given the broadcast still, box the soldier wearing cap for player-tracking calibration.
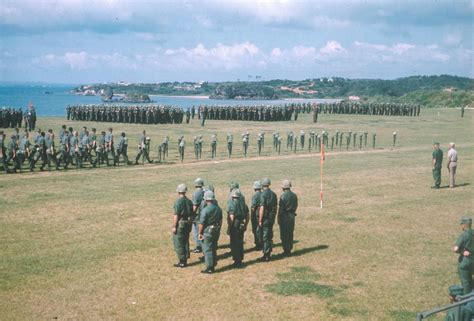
[198,190,223,274]
[191,178,205,253]
[251,181,263,250]
[432,142,443,189]
[258,178,278,262]
[172,183,194,268]
[453,217,474,294]
[278,180,298,256]
[227,189,249,267]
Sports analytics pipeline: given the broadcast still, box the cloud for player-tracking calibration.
[33,51,136,70]
[319,41,347,55]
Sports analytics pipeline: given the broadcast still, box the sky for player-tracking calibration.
[0,0,472,84]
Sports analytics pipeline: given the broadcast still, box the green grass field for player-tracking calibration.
[1,109,473,320]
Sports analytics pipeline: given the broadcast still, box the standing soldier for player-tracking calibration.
[364,132,368,147]
[278,180,298,256]
[453,217,474,294]
[251,181,263,250]
[312,104,318,123]
[179,136,185,163]
[461,106,465,118]
[258,178,277,262]
[352,132,357,149]
[432,142,443,189]
[447,142,458,188]
[227,133,233,158]
[191,105,196,120]
[287,131,293,150]
[193,136,199,160]
[227,189,249,267]
[242,133,249,157]
[0,131,7,173]
[197,135,203,159]
[330,135,335,151]
[372,133,376,149]
[192,178,205,254]
[359,134,363,150]
[210,134,217,159]
[299,130,305,150]
[392,132,397,147]
[257,133,263,156]
[171,183,194,268]
[198,190,222,274]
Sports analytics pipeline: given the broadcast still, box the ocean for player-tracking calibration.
[0,84,340,117]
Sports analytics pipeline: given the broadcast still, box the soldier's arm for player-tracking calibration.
[172,214,179,234]
[258,206,264,226]
[453,234,465,253]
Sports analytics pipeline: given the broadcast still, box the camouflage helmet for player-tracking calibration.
[176,183,187,193]
[204,190,215,201]
[281,179,292,189]
[261,178,271,186]
[253,181,262,190]
[229,181,239,190]
[231,189,241,198]
[194,177,204,187]
[205,184,215,192]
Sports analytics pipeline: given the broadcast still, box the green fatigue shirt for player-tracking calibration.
[432,148,443,168]
[260,188,277,219]
[173,196,193,221]
[199,203,223,228]
[7,138,17,153]
[69,136,78,154]
[456,229,474,261]
[45,135,54,152]
[19,137,30,152]
[251,191,262,214]
[60,135,69,151]
[279,190,298,215]
[227,198,247,220]
[192,188,204,207]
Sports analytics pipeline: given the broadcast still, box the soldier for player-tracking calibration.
[299,130,305,150]
[172,183,194,268]
[93,131,106,168]
[392,132,397,147]
[105,128,116,166]
[287,131,293,150]
[17,131,31,169]
[210,134,217,159]
[0,131,6,173]
[258,178,277,262]
[30,131,47,171]
[432,142,443,189]
[115,132,130,165]
[453,217,474,294]
[227,133,233,158]
[278,180,298,256]
[359,134,363,150]
[364,132,368,147]
[197,135,203,159]
[135,131,152,164]
[45,129,58,170]
[447,142,458,188]
[461,106,465,118]
[251,181,263,250]
[372,133,376,149]
[5,134,20,173]
[192,178,205,254]
[227,189,249,267]
[69,131,80,169]
[242,132,249,157]
[198,190,223,274]
[257,133,263,156]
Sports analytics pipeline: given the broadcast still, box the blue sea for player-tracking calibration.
[0,84,340,117]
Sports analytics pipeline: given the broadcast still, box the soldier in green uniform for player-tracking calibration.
[461,106,465,118]
[432,142,443,189]
[251,181,263,250]
[372,133,376,149]
[178,136,185,163]
[257,133,263,156]
[359,134,363,150]
[364,132,368,147]
[192,178,205,253]
[210,134,217,159]
[5,134,19,172]
[227,133,233,158]
[258,178,277,262]
[278,180,298,256]
[392,132,397,147]
[242,132,249,157]
[115,132,130,165]
[0,131,7,173]
[227,189,249,267]
[453,217,474,294]
[198,190,223,274]
[171,183,194,268]
[135,130,152,164]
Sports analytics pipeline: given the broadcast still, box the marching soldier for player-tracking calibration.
[453,217,474,294]
[258,178,277,262]
[278,180,298,256]
[5,134,19,173]
[198,190,223,274]
[227,189,249,267]
[105,128,116,166]
[115,132,130,165]
[172,183,194,268]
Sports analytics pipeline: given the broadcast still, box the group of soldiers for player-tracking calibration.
[0,106,37,130]
[66,105,187,124]
[316,101,421,117]
[172,178,298,273]
[0,125,167,173]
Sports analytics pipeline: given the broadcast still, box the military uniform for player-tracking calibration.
[454,218,474,295]
[259,178,277,261]
[278,180,298,255]
[199,191,222,273]
[227,189,249,266]
[251,181,263,250]
[192,178,205,253]
[432,143,443,188]
[227,133,233,158]
[172,184,194,267]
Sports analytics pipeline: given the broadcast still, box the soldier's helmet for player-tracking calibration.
[281,179,292,189]
[194,178,204,187]
[460,217,472,225]
[261,178,271,186]
[231,189,241,198]
[204,184,215,192]
[176,183,187,193]
[204,190,215,201]
[146,137,151,141]
[229,181,239,190]
[253,181,262,190]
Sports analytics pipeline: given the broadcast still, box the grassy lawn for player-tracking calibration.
[0,108,473,320]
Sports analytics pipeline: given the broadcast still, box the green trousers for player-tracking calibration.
[279,213,295,253]
[202,226,220,269]
[458,257,474,295]
[251,212,262,249]
[173,220,192,262]
[230,224,244,263]
[261,218,274,255]
[433,166,441,187]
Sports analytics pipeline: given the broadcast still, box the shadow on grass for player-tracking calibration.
[439,183,470,189]
[212,244,329,273]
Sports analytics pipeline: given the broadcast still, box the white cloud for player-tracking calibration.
[319,41,347,55]
[312,16,350,28]
[390,43,415,55]
[443,31,463,46]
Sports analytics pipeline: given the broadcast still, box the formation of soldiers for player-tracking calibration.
[316,101,421,116]
[1,106,37,130]
[172,177,298,273]
[66,105,187,124]
[1,125,390,173]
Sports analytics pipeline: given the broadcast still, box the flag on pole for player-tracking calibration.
[320,143,325,209]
